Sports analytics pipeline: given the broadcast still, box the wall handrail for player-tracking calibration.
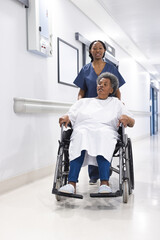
[13,97,73,114]
[14,97,151,116]
[129,110,151,116]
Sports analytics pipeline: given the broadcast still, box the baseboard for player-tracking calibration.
[0,165,54,195]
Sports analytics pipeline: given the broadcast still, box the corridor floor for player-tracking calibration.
[0,134,160,240]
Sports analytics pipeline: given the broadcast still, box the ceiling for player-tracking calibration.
[70,0,160,81]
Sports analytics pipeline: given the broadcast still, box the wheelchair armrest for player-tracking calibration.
[118,124,128,146]
[61,123,73,142]
[118,124,124,141]
[62,129,73,142]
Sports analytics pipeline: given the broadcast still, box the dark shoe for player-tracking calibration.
[89,179,98,185]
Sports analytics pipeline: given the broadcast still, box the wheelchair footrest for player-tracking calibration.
[90,190,121,198]
[52,188,83,199]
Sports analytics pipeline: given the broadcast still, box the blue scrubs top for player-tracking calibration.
[73,62,126,97]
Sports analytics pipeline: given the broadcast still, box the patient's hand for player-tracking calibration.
[118,115,135,128]
[59,115,70,128]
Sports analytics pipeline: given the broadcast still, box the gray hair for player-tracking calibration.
[96,72,119,96]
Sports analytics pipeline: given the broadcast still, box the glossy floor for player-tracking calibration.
[0,134,160,240]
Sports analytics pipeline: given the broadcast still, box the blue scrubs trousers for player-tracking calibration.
[88,165,99,181]
[68,150,110,183]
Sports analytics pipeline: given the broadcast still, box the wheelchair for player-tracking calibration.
[52,123,134,203]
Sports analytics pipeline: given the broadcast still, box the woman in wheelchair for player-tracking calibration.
[58,72,135,195]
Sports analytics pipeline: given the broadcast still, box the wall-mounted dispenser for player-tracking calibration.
[27,0,52,57]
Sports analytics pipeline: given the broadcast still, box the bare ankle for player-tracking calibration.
[68,182,76,189]
[100,180,109,186]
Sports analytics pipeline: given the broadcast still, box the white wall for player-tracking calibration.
[0,0,152,186]
[159,93,160,132]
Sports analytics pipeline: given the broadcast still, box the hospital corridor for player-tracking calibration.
[0,0,160,240]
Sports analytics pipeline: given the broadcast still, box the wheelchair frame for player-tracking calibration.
[52,124,134,203]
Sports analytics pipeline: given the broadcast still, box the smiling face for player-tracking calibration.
[90,41,106,60]
[97,78,113,99]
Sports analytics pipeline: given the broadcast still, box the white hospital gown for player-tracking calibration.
[67,97,132,166]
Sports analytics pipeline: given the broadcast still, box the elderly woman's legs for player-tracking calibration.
[68,150,85,188]
[59,152,112,194]
[97,155,112,193]
[59,151,85,193]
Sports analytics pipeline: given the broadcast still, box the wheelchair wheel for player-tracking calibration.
[124,138,134,195]
[128,138,134,190]
[54,144,69,201]
[123,180,129,203]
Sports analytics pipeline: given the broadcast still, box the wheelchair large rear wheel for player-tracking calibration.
[55,145,69,201]
[127,138,134,190]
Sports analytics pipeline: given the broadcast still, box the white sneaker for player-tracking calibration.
[98,185,112,193]
[59,184,75,194]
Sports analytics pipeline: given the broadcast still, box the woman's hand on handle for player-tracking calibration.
[59,115,71,128]
[118,115,135,128]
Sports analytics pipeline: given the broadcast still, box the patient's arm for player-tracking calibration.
[118,115,135,128]
[59,115,71,128]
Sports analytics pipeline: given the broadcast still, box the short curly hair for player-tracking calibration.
[96,72,119,96]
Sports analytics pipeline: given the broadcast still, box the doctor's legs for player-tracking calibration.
[88,165,99,184]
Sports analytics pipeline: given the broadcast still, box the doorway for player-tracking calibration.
[150,86,158,135]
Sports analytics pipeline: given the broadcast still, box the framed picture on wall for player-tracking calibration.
[57,38,79,87]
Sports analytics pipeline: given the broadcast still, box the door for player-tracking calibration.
[150,87,158,135]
